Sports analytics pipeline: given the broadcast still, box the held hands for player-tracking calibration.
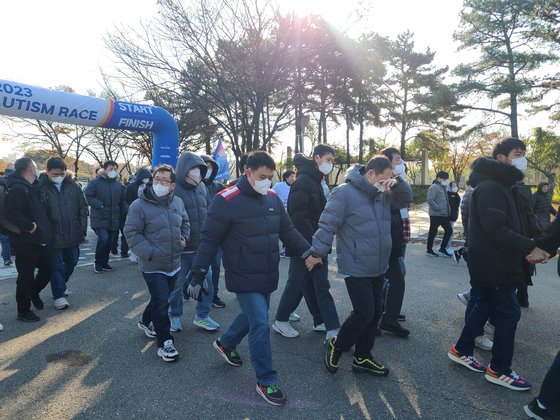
[526,247,550,264]
[305,255,323,271]
[187,270,209,301]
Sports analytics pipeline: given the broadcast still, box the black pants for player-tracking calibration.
[14,243,52,313]
[112,227,129,255]
[142,272,177,348]
[427,216,452,251]
[335,276,384,358]
[381,255,406,324]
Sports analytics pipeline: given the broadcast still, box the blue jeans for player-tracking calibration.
[142,272,177,348]
[0,234,11,262]
[456,286,521,374]
[168,253,213,319]
[538,351,560,413]
[50,246,80,299]
[94,228,117,265]
[220,292,278,386]
[210,248,222,298]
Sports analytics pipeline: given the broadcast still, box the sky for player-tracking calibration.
[0,0,548,158]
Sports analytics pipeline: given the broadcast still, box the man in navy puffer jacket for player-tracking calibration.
[189,151,320,406]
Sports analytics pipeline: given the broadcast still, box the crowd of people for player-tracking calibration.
[0,139,559,416]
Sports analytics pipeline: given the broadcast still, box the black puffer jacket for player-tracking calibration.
[174,152,210,252]
[285,153,327,257]
[201,155,226,198]
[39,174,88,248]
[532,182,556,220]
[467,158,535,289]
[389,176,413,258]
[447,191,461,222]
[5,173,53,245]
[84,170,128,230]
[192,175,310,294]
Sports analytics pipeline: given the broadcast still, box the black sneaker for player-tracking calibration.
[325,336,342,373]
[17,310,40,322]
[213,339,242,366]
[524,397,557,419]
[111,248,118,256]
[94,263,103,274]
[101,264,114,271]
[182,287,190,301]
[137,321,156,339]
[379,321,410,338]
[31,294,44,310]
[256,384,286,406]
[120,253,129,258]
[438,249,453,257]
[212,296,226,308]
[352,356,389,376]
[426,250,439,257]
[398,314,406,322]
[4,260,13,266]
[453,250,461,264]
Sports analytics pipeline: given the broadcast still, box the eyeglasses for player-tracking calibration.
[153,177,172,186]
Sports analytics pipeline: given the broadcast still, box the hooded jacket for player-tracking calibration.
[174,152,210,252]
[5,173,53,245]
[285,153,327,257]
[532,182,556,220]
[126,168,152,205]
[191,175,311,294]
[311,164,392,278]
[38,173,88,248]
[84,169,128,230]
[201,155,226,198]
[124,185,190,273]
[427,180,450,217]
[447,190,461,222]
[389,176,413,258]
[467,158,535,289]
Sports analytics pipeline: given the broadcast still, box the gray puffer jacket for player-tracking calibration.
[124,185,190,273]
[311,164,392,278]
[427,181,450,217]
[174,152,210,252]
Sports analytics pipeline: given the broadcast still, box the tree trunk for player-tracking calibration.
[510,93,519,138]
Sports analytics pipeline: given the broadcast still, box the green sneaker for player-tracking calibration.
[352,356,389,376]
[256,384,286,406]
[325,337,342,373]
[213,339,242,366]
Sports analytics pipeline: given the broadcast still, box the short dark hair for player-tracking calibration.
[153,164,176,183]
[246,151,276,171]
[14,157,33,175]
[380,147,400,162]
[46,156,67,171]
[239,153,250,169]
[364,155,392,175]
[492,137,526,159]
[436,171,449,179]
[282,170,295,182]
[313,144,335,158]
[103,160,118,169]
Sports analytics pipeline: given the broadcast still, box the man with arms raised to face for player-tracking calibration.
[189,151,321,406]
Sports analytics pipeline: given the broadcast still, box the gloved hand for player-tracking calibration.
[187,270,209,302]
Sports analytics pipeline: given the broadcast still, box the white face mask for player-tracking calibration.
[107,170,118,179]
[51,176,65,184]
[152,184,170,197]
[441,180,449,186]
[204,170,212,180]
[188,167,201,184]
[451,187,458,193]
[142,178,150,184]
[318,162,333,175]
[34,168,41,179]
[393,162,406,177]
[511,156,528,172]
[253,178,272,195]
[373,182,386,192]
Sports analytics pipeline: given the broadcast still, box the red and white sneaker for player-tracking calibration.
[484,366,532,391]
[447,345,486,373]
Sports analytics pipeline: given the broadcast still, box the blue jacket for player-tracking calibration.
[192,175,311,294]
[84,170,128,230]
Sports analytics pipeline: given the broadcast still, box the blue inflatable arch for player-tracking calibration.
[0,79,179,167]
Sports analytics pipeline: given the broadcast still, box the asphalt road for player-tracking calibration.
[0,244,558,419]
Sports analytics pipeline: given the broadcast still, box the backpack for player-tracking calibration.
[0,186,21,235]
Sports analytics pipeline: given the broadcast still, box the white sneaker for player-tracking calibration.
[0,323,3,331]
[272,321,300,338]
[313,323,326,332]
[474,334,493,351]
[326,329,339,340]
[484,321,495,337]
[157,339,179,362]
[289,312,301,322]
[129,252,138,263]
[456,293,469,306]
[54,297,70,310]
